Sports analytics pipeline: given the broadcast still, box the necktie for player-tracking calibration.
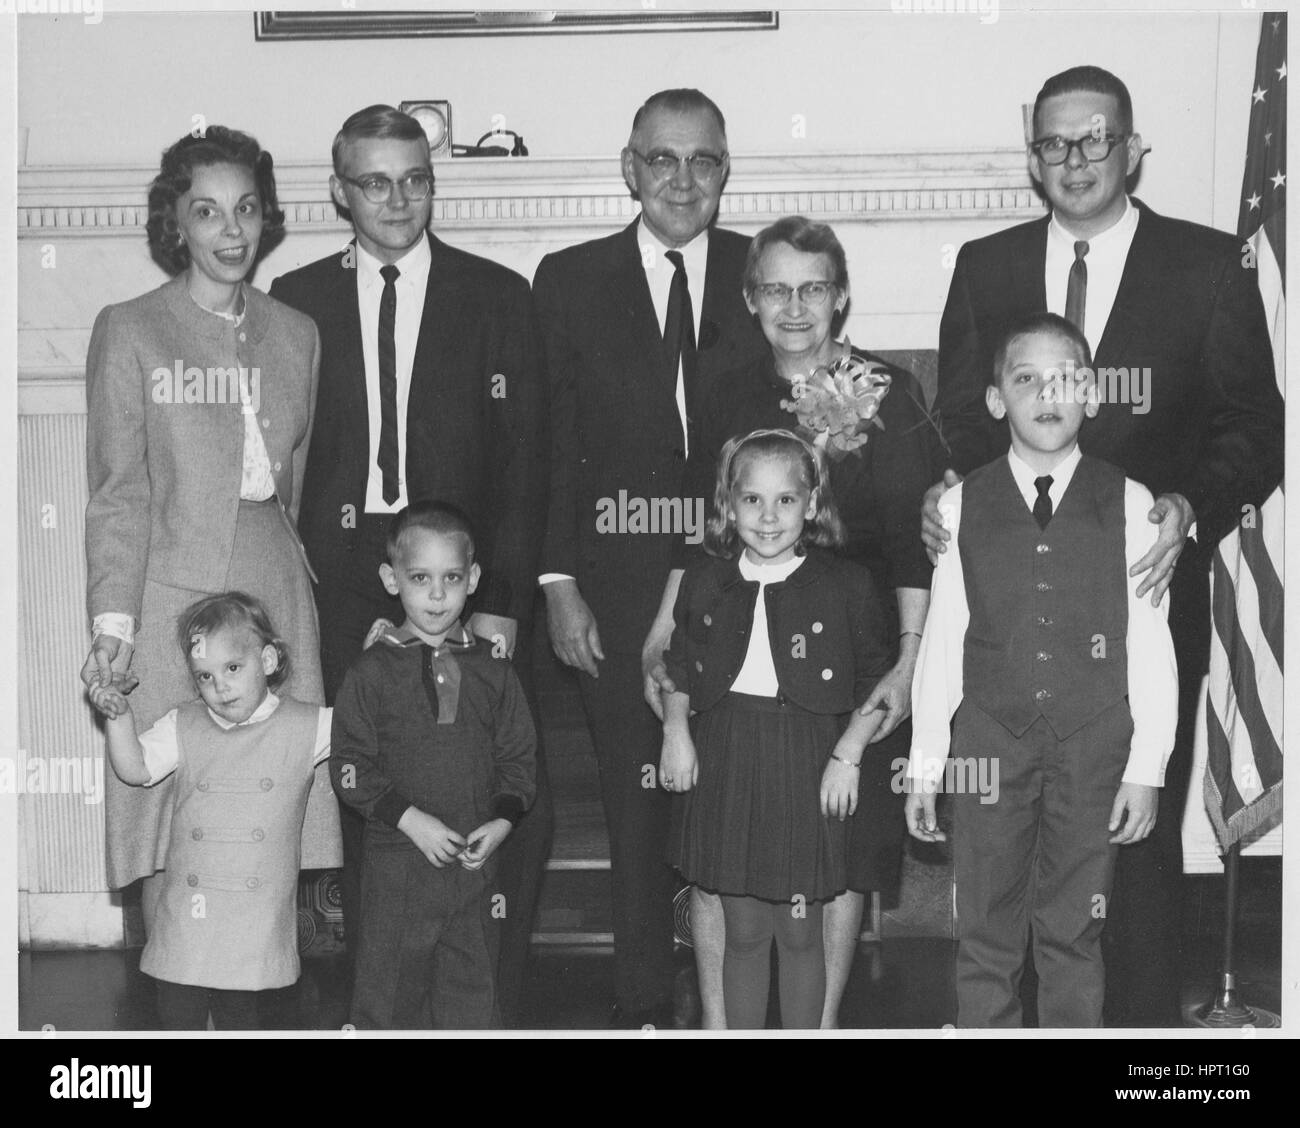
[1064,240,1089,334]
[1033,475,1054,530]
[378,263,401,505]
[662,250,698,419]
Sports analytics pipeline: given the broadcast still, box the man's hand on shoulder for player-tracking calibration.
[921,469,963,563]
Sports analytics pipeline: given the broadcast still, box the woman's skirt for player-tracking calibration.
[103,498,342,888]
[669,692,847,904]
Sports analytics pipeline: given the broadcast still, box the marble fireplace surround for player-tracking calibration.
[17,149,1047,947]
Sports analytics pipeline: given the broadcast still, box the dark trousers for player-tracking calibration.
[154,978,267,1030]
[317,513,552,1025]
[578,651,678,1012]
[953,702,1130,1028]
[350,846,498,1029]
[1102,546,1209,1027]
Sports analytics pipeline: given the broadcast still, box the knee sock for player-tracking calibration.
[721,895,774,1029]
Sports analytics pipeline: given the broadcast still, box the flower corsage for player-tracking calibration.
[780,353,892,458]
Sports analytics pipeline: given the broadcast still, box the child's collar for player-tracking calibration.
[377,621,476,651]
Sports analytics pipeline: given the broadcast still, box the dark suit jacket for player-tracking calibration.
[935,199,1283,550]
[270,234,546,623]
[533,219,767,653]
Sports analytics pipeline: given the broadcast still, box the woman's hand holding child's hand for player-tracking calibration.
[87,669,140,720]
[397,807,467,868]
[459,819,512,870]
[659,730,698,793]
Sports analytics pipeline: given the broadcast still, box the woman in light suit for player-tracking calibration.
[81,127,341,926]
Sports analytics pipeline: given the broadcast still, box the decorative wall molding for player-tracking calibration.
[18,150,1044,235]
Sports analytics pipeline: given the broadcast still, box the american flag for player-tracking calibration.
[1204,12,1286,849]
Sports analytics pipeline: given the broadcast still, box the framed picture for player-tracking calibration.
[254,10,778,40]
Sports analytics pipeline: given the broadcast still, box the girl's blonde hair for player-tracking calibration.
[703,428,846,559]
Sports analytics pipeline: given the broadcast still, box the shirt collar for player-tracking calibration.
[1007,444,1082,507]
[636,217,709,278]
[380,621,476,653]
[1048,194,1138,250]
[356,233,433,291]
[207,690,279,730]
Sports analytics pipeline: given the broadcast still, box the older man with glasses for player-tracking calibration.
[534,88,766,1028]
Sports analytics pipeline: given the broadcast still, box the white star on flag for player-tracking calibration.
[1277,61,1287,80]
[1253,85,1267,103]
[1246,192,1262,210]
[1271,171,1286,189]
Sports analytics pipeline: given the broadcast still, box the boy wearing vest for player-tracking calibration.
[330,501,536,1029]
[905,312,1177,1027]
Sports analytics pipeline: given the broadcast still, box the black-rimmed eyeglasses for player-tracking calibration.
[1030,133,1128,166]
[337,172,434,204]
[629,148,728,181]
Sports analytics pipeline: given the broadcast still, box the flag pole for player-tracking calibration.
[1191,844,1280,1027]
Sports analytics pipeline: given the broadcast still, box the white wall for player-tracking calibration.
[18,8,1257,230]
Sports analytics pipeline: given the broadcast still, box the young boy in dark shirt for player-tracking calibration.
[331,501,536,1029]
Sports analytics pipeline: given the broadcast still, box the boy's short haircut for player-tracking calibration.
[176,590,290,689]
[990,311,1093,387]
[385,500,477,565]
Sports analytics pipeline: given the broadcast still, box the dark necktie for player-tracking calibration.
[378,263,401,505]
[1064,239,1089,334]
[662,249,698,418]
[1033,475,1054,530]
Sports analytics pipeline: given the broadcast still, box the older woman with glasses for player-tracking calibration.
[645,215,935,1028]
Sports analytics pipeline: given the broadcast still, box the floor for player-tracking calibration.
[20,860,1282,1030]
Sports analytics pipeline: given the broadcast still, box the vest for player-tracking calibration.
[139,696,319,991]
[959,455,1128,740]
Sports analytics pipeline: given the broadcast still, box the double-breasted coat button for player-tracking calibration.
[260,778,273,791]
[252,829,265,842]
[191,828,203,840]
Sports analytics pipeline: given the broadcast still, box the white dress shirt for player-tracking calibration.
[909,444,1178,787]
[731,553,806,696]
[356,236,433,513]
[538,219,709,588]
[1045,195,1140,358]
[138,692,332,785]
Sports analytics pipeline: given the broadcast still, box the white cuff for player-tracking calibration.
[92,613,136,646]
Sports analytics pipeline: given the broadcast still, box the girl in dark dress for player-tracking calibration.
[644,216,933,1027]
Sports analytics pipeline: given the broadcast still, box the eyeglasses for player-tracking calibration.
[337,172,434,204]
[749,281,839,309]
[629,148,728,181]
[1030,132,1128,166]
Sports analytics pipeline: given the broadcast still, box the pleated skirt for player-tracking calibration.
[669,692,847,904]
[103,498,342,888]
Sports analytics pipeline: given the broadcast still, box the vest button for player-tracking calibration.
[702,614,712,627]
[811,621,823,634]
[187,874,199,887]
[197,781,209,792]
[260,778,273,791]
[246,878,260,890]
[1036,582,1051,592]
[1036,651,1052,662]
[1036,543,1051,554]
[821,668,833,680]
[191,828,203,840]
[1035,689,1052,702]
[1037,616,1053,626]
[252,828,265,842]
[695,660,704,673]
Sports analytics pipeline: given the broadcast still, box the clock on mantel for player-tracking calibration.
[399,100,452,158]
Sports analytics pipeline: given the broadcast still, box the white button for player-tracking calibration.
[262,418,270,429]
[436,675,444,683]
[821,668,833,680]
[273,461,282,472]
[812,622,823,634]
[238,332,246,342]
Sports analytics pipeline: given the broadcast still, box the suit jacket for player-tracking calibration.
[533,219,767,653]
[270,234,546,624]
[85,276,320,620]
[935,199,1283,550]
